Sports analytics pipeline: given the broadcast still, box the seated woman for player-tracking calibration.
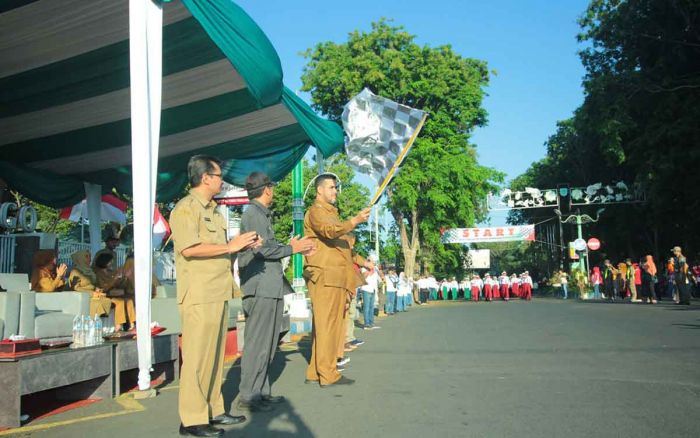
[68,250,113,318]
[30,250,67,292]
[93,252,135,331]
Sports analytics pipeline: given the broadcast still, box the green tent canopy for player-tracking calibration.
[0,0,344,207]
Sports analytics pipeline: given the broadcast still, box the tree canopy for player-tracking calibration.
[301,19,504,278]
[509,0,700,266]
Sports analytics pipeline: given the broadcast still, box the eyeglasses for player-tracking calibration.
[207,173,222,178]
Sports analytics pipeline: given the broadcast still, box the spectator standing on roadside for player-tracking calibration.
[559,270,569,300]
[640,255,658,304]
[671,246,692,305]
[590,266,602,299]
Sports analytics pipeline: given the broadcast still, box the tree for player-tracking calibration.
[301,19,504,278]
[510,0,700,263]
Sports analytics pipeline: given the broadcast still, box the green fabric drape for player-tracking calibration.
[0,0,344,208]
[0,161,93,207]
[281,87,345,158]
[182,0,283,107]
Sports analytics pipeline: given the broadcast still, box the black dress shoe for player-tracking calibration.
[261,395,285,404]
[235,398,274,412]
[179,424,224,437]
[210,413,246,425]
[320,376,355,388]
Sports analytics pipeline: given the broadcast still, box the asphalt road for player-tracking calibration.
[12,298,700,438]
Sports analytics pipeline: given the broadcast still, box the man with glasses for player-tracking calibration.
[170,155,260,437]
[236,172,315,412]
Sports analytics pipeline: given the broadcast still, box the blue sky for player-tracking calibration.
[237,0,590,225]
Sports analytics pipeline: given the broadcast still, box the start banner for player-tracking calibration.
[442,225,535,244]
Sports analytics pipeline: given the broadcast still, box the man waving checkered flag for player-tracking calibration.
[342,88,427,204]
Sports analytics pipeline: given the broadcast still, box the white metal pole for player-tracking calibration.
[129,0,163,392]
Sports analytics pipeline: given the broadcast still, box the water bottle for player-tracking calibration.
[87,317,95,346]
[94,316,103,345]
[72,315,82,347]
[82,315,91,346]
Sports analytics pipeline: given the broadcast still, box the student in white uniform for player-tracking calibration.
[521,271,533,300]
[483,273,493,301]
[428,275,439,301]
[499,271,511,301]
[459,278,469,300]
[417,275,430,304]
[470,275,482,301]
[397,272,410,312]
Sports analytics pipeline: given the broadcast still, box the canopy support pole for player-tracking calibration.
[84,182,102,257]
[129,0,163,393]
[292,160,304,290]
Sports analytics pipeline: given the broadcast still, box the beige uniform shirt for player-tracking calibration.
[303,200,366,292]
[170,190,233,305]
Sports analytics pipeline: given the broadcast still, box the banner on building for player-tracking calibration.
[441,225,535,244]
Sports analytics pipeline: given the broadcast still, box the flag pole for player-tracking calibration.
[369,113,428,206]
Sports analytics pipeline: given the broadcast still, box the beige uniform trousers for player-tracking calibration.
[345,296,358,343]
[90,296,113,317]
[111,297,135,326]
[337,294,354,359]
[178,301,228,427]
[306,282,346,385]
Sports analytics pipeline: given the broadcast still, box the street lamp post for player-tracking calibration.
[553,209,565,270]
[557,208,605,275]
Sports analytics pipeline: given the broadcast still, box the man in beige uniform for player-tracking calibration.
[303,174,372,387]
[170,155,259,437]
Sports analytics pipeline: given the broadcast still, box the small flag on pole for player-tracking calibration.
[342,88,427,205]
[152,205,171,249]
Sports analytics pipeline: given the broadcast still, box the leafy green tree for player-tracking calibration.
[510,0,700,264]
[301,19,504,278]
[379,222,402,269]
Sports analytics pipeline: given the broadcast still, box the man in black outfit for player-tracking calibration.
[602,259,617,301]
[672,246,692,305]
[236,172,315,412]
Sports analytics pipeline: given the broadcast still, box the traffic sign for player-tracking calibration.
[573,238,587,252]
[587,237,601,251]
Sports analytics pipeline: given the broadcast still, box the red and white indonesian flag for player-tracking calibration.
[152,205,171,249]
[442,225,536,244]
[60,194,128,224]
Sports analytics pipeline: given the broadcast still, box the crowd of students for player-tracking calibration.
[349,267,535,336]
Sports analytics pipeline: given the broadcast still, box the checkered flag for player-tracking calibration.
[342,88,427,186]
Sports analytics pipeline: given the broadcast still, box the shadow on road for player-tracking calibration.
[672,323,700,329]
[223,399,314,438]
[664,305,700,311]
[297,336,312,365]
[219,345,314,437]
[222,340,306,415]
